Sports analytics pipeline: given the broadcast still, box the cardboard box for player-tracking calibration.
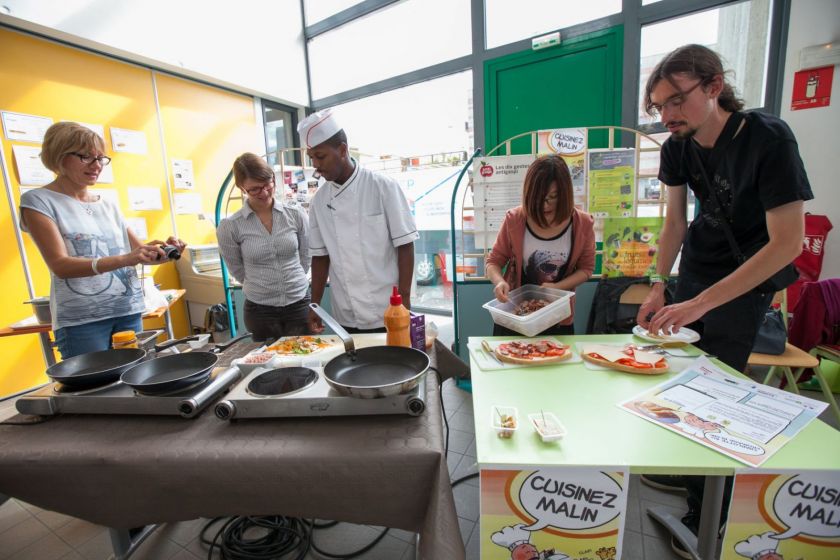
[410,313,425,351]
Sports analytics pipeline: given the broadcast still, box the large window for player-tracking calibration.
[262,101,298,168]
[303,0,360,24]
[638,0,773,126]
[331,71,474,313]
[484,0,621,49]
[307,0,471,99]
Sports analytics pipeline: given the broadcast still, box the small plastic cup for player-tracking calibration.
[491,406,518,439]
[528,412,566,443]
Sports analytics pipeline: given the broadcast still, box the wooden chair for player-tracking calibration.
[749,291,840,424]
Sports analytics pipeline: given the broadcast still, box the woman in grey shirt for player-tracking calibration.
[216,153,311,341]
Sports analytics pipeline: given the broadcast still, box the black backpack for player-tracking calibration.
[204,303,230,332]
[586,277,676,334]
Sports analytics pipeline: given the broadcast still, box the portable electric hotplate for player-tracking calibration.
[214,364,426,420]
[16,366,241,418]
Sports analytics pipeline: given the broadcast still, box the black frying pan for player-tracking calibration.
[47,349,146,389]
[310,304,429,399]
[120,333,251,395]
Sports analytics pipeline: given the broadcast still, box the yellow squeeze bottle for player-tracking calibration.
[384,286,411,348]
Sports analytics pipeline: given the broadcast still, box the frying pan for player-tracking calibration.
[120,333,251,395]
[310,304,429,399]
[46,348,146,389]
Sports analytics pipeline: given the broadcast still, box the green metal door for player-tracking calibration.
[485,26,623,153]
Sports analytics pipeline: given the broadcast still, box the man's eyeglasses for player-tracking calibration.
[70,153,111,166]
[243,181,275,196]
[648,80,704,117]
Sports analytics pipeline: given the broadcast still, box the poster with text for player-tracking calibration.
[721,470,840,559]
[480,467,628,560]
[538,128,588,209]
[619,357,827,467]
[472,155,535,249]
[587,149,635,218]
[601,217,664,277]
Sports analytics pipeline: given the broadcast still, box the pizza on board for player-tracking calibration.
[266,336,334,356]
[581,344,669,375]
[493,339,571,365]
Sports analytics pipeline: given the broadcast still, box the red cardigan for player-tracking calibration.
[485,207,596,325]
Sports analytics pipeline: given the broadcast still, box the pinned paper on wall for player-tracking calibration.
[125,217,148,240]
[174,192,202,215]
[172,159,194,189]
[12,145,52,185]
[1,111,52,142]
[89,188,119,207]
[110,127,148,154]
[127,187,163,210]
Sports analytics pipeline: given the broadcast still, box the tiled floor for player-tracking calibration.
[2,318,838,559]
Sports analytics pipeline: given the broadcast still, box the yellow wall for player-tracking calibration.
[0,28,260,397]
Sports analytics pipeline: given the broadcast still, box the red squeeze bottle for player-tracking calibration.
[384,286,411,347]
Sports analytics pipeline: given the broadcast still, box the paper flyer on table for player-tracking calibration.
[618,357,828,467]
[480,466,629,560]
[720,469,840,559]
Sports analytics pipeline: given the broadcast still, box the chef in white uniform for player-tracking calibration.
[299,109,419,333]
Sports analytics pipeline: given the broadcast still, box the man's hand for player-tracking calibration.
[647,297,711,336]
[636,286,666,329]
[308,309,324,334]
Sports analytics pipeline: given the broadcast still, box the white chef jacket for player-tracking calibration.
[309,161,419,329]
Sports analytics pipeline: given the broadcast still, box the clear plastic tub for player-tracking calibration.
[528,412,566,442]
[491,406,518,439]
[482,285,574,337]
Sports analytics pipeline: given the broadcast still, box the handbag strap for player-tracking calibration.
[688,112,748,264]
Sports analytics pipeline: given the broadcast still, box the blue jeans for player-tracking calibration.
[54,313,143,359]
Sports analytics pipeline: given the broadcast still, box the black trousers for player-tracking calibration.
[673,274,773,529]
[244,296,311,342]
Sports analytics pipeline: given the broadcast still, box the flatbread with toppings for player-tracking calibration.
[581,344,668,374]
[493,339,571,365]
[266,336,334,356]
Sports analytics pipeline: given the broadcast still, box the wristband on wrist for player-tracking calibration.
[91,257,101,275]
[649,273,669,285]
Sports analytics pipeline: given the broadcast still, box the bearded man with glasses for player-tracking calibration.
[634,44,813,559]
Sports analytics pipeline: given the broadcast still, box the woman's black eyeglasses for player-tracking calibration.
[70,153,112,166]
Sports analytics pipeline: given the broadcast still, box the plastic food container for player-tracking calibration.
[187,333,211,349]
[233,352,281,374]
[528,412,567,443]
[482,285,574,337]
[491,406,518,439]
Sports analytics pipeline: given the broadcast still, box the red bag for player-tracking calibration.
[788,214,833,309]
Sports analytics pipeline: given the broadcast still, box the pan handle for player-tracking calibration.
[310,303,355,353]
[212,332,253,353]
[155,335,201,353]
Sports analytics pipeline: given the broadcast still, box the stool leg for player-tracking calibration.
[782,367,800,395]
[813,363,840,425]
[763,366,778,386]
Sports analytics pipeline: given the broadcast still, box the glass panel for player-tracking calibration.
[638,0,773,126]
[485,0,621,49]
[328,71,474,312]
[303,0,360,25]
[263,105,295,168]
[642,0,664,4]
[308,0,471,99]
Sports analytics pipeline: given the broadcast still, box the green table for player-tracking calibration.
[470,334,840,560]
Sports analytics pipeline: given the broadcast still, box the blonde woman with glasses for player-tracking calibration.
[216,153,311,342]
[19,121,185,359]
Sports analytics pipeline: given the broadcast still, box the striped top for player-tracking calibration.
[216,199,310,307]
